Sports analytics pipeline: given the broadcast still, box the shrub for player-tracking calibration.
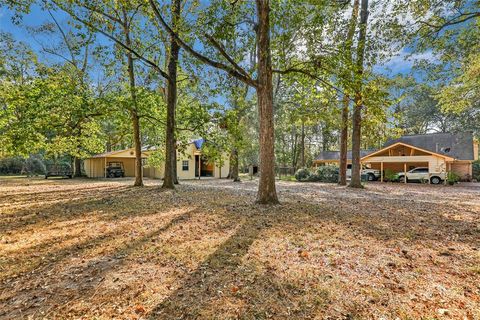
[446,171,460,185]
[473,160,480,181]
[295,166,339,183]
[0,157,24,175]
[295,168,311,181]
[384,169,399,182]
[314,166,339,183]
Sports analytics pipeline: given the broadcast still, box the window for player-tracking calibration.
[347,164,352,169]
[413,168,428,173]
[182,160,189,171]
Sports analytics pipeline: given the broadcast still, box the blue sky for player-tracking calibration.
[1,5,418,79]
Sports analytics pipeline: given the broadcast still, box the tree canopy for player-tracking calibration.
[0,0,478,201]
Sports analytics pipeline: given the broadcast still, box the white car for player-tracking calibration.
[397,167,445,184]
[346,164,381,181]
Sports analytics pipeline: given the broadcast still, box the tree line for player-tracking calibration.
[1,0,478,203]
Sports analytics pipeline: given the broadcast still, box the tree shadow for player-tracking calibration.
[0,185,179,234]
[146,214,269,319]
[0,209,196,318]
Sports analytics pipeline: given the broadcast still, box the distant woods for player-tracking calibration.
[0,0,478,202]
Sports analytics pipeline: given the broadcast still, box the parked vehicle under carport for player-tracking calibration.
[106,162,125,178]
[397,167,444,184]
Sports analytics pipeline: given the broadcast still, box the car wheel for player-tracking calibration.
[430,176,441,185]
[399,176,407,183]
[367,173,375,181]
[108,172,114,178]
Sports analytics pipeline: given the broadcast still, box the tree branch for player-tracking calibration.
[204,33,251,79]
[51,0,170,80]
[148,0,258,88]
[273,67,354,102]
[46,7,77,67]
[418,11,480,33]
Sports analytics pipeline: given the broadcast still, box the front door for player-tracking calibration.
[195,155,200,177]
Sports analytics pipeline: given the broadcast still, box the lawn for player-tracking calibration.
[0,177,479,319]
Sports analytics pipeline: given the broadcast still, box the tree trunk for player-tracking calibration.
[349,0,369,189]
[231,148,240,181]
[339,0,359,186]
[255,0,278,204]
[173,141,179,184]
[131,110,143,186]
[291,128,298,169]
[123,9,143,187]
[339,95,349,185]
[74,157,81,177]
[162,0,181,189]
[300,120,305,168]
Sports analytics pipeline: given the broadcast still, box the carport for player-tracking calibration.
[361,142,454,183]
[84,148,148,178]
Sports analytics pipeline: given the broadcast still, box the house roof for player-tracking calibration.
[89,138,206,159]
[192,138,204,150]
[384,132,474,160]
[89,148,148,159]
[361,141,455,161]
[314,150,375,161]
[90,150,131,158]
[314,132,475,162]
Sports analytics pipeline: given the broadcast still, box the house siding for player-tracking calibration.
[85,142,229,180]
[451,162,472,179]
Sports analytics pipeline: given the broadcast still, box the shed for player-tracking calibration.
[84,148,148,178]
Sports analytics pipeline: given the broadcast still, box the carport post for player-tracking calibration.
[380,162,383,182]
[403,163,407,184]
[198,156,201,180]
[104,157,107,178]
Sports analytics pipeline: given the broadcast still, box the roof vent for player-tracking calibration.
[441,147,451,153]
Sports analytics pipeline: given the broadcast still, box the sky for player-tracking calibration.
[1,4,422,80]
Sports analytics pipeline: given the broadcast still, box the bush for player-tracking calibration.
[294,166,339,183]
[314,166,339,183]
[446,171,460,185]
[0,155,49,176]
[0,157,25,175]
[473,160,480,181]
[23,155,46,176]
[295,168,311,181]
[384,168,399,182]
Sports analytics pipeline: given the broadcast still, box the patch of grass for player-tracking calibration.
[278,175,296,181]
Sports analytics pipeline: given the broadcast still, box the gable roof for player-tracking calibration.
[384,132,474,160]
[90,148,148,159]
[314,150,375,161]
[361,141,455,160]
[314,132,475,162]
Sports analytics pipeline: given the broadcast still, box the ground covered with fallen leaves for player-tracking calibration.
[0,177,479,319]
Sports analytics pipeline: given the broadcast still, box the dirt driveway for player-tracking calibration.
[1,177,479,319]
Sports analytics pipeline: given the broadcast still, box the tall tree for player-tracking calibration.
[50,0,180,189]
[120,5,143,186]
[349,0,369,188]
[30,9,95,176]
[162,0,181,189]
[149,0,278,203]
[339,0,359,186]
